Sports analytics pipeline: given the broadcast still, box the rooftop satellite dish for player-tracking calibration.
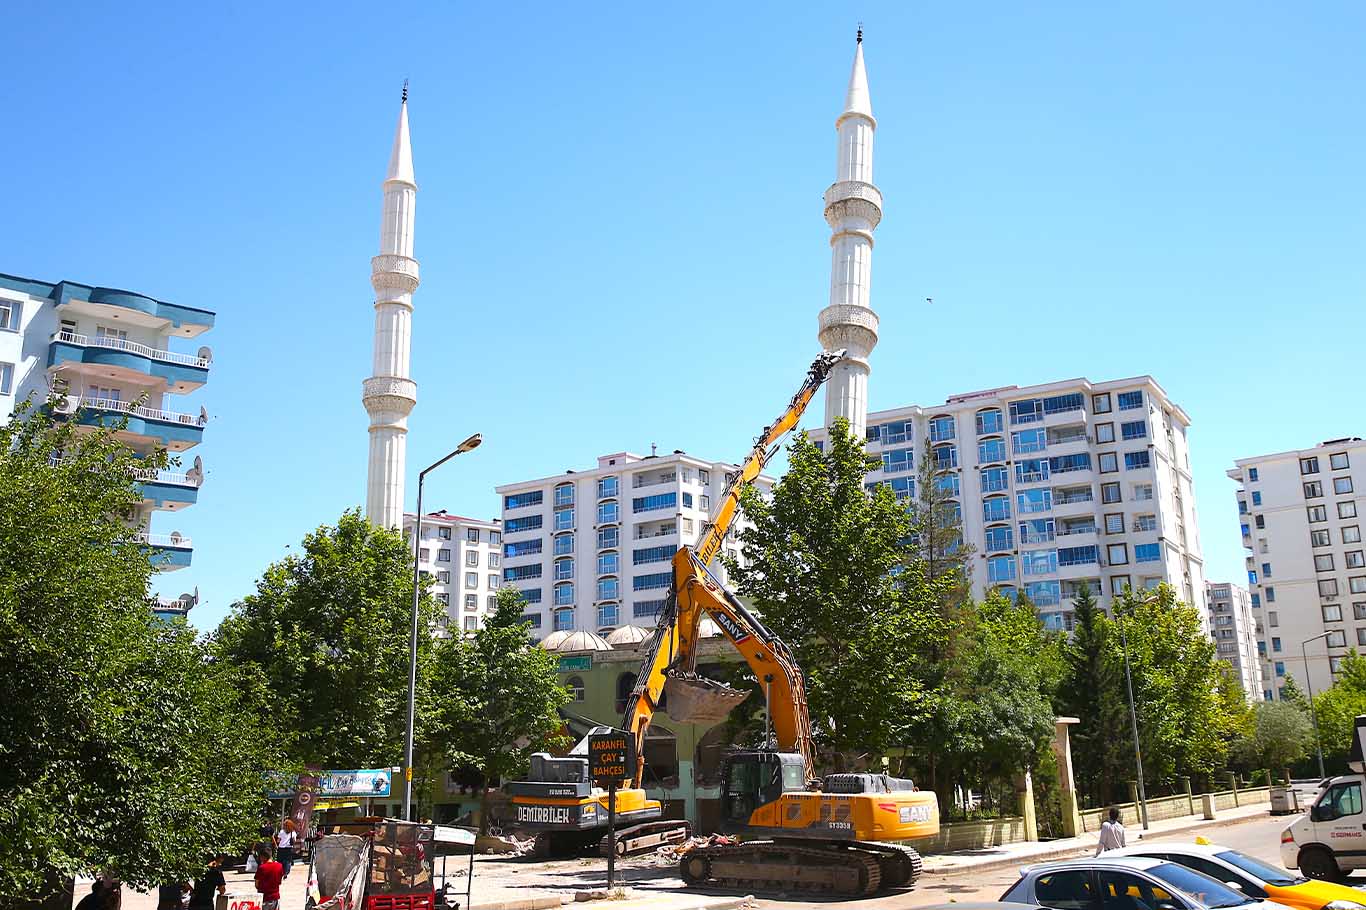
[193,455,203,472]
[199,406,208,424]
[169,531,184,545]
[197,345,213,363]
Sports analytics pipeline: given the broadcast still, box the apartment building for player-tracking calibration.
[402,510,502,635]
[0,273,214,577]
[1228,438,1366,701]
[495,450,772,639]
[1205,581,1264,700]
[809,376,1205,631]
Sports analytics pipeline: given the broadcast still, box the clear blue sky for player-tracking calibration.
[5,2,1363,630]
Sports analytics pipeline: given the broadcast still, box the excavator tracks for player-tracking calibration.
[680,841,913,897]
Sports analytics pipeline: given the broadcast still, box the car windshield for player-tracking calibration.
[1213,850,1306,886]
[1148,863,1255,909]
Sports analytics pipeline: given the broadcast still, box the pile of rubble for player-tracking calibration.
[647,834,737,866]
[474,832,538,855]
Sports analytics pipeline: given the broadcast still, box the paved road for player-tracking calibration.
[755,813,1311,910]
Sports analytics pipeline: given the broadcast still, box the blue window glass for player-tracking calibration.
[1019,519,1055,544]
[633,572,672,591]
[1058,545,1099,566]
[554,534,573,556]
[1018,489,1053,514]
[554,484,575,507]
[1042,393,1084,415]
[597,501,620,524]
[887,476,913,500]
[1025,580,1061,606]
[1251,491,1262,506]
[597,552,619,575]
[1272,637,1282,652]
[1023,550,1058,576]
[1135,543,1161,562]
[865,424,881,442]
[1249,467,1259,481]
[554,507,574,530]
[882,448,914,474]
[597,526,619,549]
[1041,611,1067,630]
[984,525,1013,553]
[943,500,962,523]
[976,409,1003,436]
[596,577,620,601]
[554,558,574,580]
[981,466,1009,493]
[879,421,910,444]
[505,539,543,558]
[1012,429,1047,454]
[1009,399,1043,425]
[506,515,543,533]
[554,582,574,606]
[934,444,958,470]
[1015,458,1050,484]
[1121,420,1148,440]
[1050,453,1092,473]
[633,492,677,513]
[633,545,674,565]
[929,415,956,443]
[987,555,1017,583]
[1266,586,1275,602]
[1257,641,1266,656]
[1250,593,1261,607]
[1118,390,1145,411]
[520,587,543,604]
[682,492,694,509]
[1241,523,1250,537]
[553,609,575,632]
[597,476,619,498]
[983,496,1011,522]
[504,564,542,581]
[978,438,1007,464]
[504,491,543,509]
[1274,661,1285,677]
[597,604,620,628]
[814,441,824,452]
[633,599,665,619]
[1124,451,1151,470]
[1261,561,1272,577]
[935,473,960,497]
[1248,570,1258,585]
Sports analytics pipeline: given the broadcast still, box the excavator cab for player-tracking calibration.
[720,751,807,829]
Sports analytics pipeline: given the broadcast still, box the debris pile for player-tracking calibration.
[474,833,537,855]
[648,834,737,866]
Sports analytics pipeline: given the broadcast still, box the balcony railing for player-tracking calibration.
[636,526,677,539]
[132,468,202,487]
[1058,525,1097,537]
[57,396,206,427]
[53,331,210,368]
[1054,491,1094,505]
[132,531,192,548]
[633,473,677,488]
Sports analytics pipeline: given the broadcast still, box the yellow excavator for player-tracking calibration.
[507,350,940,896]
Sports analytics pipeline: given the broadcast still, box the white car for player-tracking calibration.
[1280,773,1366,879]
[1000,856,1296,910]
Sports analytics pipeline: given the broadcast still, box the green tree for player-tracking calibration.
[0,397,283,907]
[726,419,953,760]
[1279,676,1311,713]
[1234,700,1313,773]
[428,588,570,830]
[213,509,442,768]
[1311,650,1366,769]
[1057,586,1130,805]
[907,443,974,608]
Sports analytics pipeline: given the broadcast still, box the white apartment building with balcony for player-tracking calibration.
[402,510,502,635]
[1228,438,1366,702]
[810,376,1205,631]
[495,450,772,639]
[1205,581,1264,701]
[0,273,214,584]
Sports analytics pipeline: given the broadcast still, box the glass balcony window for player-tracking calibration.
[1012,429,1046,454]
[1059,545,1099,567]
[985,525,1013,553]
[1009,399,1043,425]
[596,577,620,601]
[1059,486,1095,505]
[1015,459,1050,485]
[882,447,914,474]
[597,476,619,499]
[1025,581,1061,607]
[1048,426,1088,446]
[554,558,574,581]
[504,491,543,509]
[987,555,1017,583]
[1042,393,1084,415]
[1125,451,1151,470]
[553,608,575,632]
[978,438,1007,464]
[597,552,619,575]
[981,466,1009,493]
[554,533,573,556]
[597,604,620,628]
[1018,489,1053,514]
[1019,519,1055,544]
[506,515,542,534]
[935,474,960,497]
[1117,390,1145,411]
[554,483,575,507]
[554,582,574,606]
[983,496,1012,523]
[1121,420,1148,440]
[1023,550,1058,576]
[597,501,620,524]
[597,527,619,549]
[929,415,956,443]
[933,444,958,470]
[976,409,1003,436]
[554,507,574,531]
[633,492,678,513]
[1050,453,1092,474]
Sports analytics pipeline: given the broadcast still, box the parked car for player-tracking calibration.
[1103,841,1360,901]
[1281,773,1366,880]
[1000,856,1293,910]
[1106,843,1366,910]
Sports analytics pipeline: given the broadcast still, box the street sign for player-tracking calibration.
[588,730,636,784]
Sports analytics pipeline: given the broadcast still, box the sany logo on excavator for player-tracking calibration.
[711,611,749,644]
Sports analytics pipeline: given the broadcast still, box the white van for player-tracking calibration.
[1280,716,1366,879]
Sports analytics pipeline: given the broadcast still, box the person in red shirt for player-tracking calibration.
[253,846,284,910]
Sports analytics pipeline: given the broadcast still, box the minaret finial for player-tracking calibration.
[856,22,863,44]
[401,79,409,104]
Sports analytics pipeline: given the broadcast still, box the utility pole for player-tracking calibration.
[1303,631,1332,780]
[1116,596,1150,830]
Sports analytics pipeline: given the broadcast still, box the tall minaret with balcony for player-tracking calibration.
[363,87,419,529]
[818,29,882,442]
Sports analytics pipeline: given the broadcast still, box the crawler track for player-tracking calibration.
[681,840,908,897]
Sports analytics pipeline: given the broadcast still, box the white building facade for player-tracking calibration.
[0,273,213,593]
[1228,438,1366,702]
[496,451,772,639]
[402,510,502,635]
[1205,581,1264,701]
[810,376,1205,631]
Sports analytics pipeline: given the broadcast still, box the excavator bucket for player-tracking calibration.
[664,674,750,725]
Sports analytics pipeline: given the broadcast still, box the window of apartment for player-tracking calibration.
[1312,529,1332,547]
[1125,451,1151,470]
[1104,513,1124,534]
[1238,499,1248,515]
[1316,554,1336,572]
[633,492,677,513]
[1247,467,1259,481]
[1309,505,1329,523]
[521,587,542,604]
[986,555,1016,583]
[487,573,499,589]
[553,483,575,507]
[1134,514,1158,532]
[1261,561,1272,578]
[419,548,430,562]
[505,515,542,533]
[1011,429,1045,454]
[1348,551,1366,569]
[1058,545,1099,566]
[554,533,573,556]
[1251,491,1263,507]
[464,594,477,610]
[1121,420,1148,440]
[596,577,620,601]
[1016,458,1049,484]
[1010,399,1043,425]
[488,553,500,568]
[554,557,574,581]
[490,530,501,545]
[1332,476,1356,495]
[597,526,619,549]
[553,507,574,530]
[597,500,620,524]
[596,604,620,629]
[504,564,542,582]
[681,492,694,510]
[0,299,20,331]
[1353,576,1366,595]
[1345,526,1363,544]
[434,526,450,540]
[976,409,1004,435]
[984,525,1013,552]
[1050,453,1092,474]
[1274,661,1286,677]
[462,550,475,566]
[1301,456,1320,475]
[983,495,1011,522]
[1269,610,1278,627]
[1304,480,1324,498]
[933,444,958,470]
[1117,391,1144,410]
[700,494,710,511]
[554,582,574,605]
[1320,579,1340,598]
[0,362,12,396]
[436,570,450,584]
[1263,586,1275,603]
[1093,393,1112,414]
[1341,502,1359,520]
[1095,423,1115,445]
[1272,637,1282,652]
[1107,543,1129,565]
[1022,549,1058,576]
[505,490,543,509]
[1110,575,1130,595]
[979,437,1007,463]
[1135,543,1161,563]
[1019,518,1055,544]
[1043,393,1084,415]
[1323,604,1343,622]
[1255,514,1266,529]
[598,476,619,499]
[1101,482,1122,504]
[981,466,1009,493]
[1330,452,1351,470]
[554,609,575,632]
[1134,484,1153,501]
[928,415,956,442]
[433,593,448,606]
[633,572,671,591]
[1098,452,1119,473]
[465,572,478,588]
[882,447,914,474]
[1018,488,1052,513]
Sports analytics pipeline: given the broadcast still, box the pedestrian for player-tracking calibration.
[254,845,284,910]
[276,817,300,879]
[156,879,189,910]
[1096,807,1127,854]
[187,853,228,910]
[74,880,108,910]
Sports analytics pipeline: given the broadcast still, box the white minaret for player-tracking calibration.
[818,29,881,441]
[363,87,419,529]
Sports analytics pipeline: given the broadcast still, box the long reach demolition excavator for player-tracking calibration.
[506,351,940,897]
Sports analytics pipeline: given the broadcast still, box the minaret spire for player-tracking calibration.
[819,31,881,441]
[363,93,420,529]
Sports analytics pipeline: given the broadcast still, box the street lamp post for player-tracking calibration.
[403,432,483,821]
[1116,600,1150,830]
[1302,631,1332,780]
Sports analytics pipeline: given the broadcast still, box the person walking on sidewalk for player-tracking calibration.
[254,845,284,910]
[276,818,300,879]
[1096,807,1127,854]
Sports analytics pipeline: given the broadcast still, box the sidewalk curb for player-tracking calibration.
[470,895,753,910]
[470,898,566,910]
[926,810,1272,878]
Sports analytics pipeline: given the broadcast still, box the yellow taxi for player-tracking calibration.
[1109,843,1366,910]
